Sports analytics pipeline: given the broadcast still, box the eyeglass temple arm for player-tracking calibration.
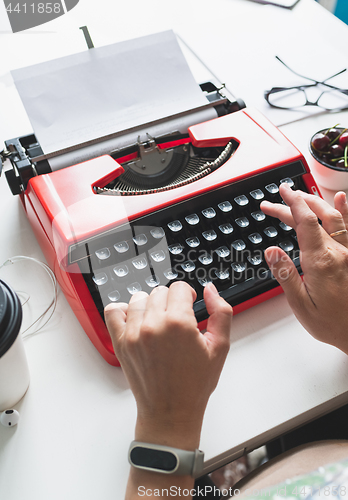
[276,55,348,89]
[322,68,347,83]
[275,56,318,83]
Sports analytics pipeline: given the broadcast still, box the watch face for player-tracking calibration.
[130,446,178,472]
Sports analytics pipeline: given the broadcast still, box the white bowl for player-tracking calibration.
[309,128,348,192]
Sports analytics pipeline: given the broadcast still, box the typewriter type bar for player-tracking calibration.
[3,108,321,365]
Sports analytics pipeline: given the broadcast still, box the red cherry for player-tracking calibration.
[321,154,332,164]
[327,128,341,141]
[339,132,348,148]
[330,144,344,158]
[311,133,330,151]
[336,159,346,168]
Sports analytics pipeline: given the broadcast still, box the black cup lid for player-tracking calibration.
[0,280,22,358]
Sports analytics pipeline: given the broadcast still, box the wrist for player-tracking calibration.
[135,414,203,451]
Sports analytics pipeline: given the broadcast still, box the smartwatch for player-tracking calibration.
[128,441,204,478]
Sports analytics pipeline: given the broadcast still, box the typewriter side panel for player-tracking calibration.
[23,188,120,365]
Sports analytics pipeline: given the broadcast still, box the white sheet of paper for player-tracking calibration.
[11,30,210,156]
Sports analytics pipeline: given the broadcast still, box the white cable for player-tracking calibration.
[15,290,31,307]
[0,256,58,339]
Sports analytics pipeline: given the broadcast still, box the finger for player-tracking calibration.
[278,183,326,254]
[204,283,232,348]
[294,190,347,238]
[264,246,313,312]
[145,285,169,316]
[104,302,128,347]
[260,200,295,228]
[166,281,196,316]
[126,291,149,333]
[334,191,348,230]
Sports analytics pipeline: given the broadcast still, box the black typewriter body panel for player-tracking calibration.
[72,161,306,323]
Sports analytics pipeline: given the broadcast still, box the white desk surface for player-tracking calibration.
[1,1,348,499]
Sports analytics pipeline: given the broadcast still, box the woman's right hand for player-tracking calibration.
[260,183,348,354]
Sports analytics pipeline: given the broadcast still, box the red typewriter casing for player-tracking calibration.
[19,108,321,366]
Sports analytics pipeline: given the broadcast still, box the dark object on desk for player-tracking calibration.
[246,0,301,10]
[0,280,22,359]
[267,404,348,459]
[0,279,29,412]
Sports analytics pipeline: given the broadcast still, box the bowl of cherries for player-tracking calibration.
[309,125,348,191]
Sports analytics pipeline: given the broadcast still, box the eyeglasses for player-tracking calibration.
[264,56,348,112]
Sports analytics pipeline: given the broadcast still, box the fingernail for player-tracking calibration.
[265,247,281,266]
[207,282,219,295]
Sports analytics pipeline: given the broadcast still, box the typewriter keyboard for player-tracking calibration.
[73,161,307,322]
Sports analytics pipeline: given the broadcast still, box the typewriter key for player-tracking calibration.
[218,201,232,213]
[265,183,279,195]
[168,244,184,255]
[235,217,249,228]
[150,250,166,263]
[251,211,266,222]
[248,233,263,245]
[234,195,249,206]
[198,252,213,266]
[186,237,200,248]
[264,226,278,239]
[150,227,165,239]
[197,277,212,287]
[202,208,216,219]
[202,230,217,241]
[250,189,264,200]
[127,283,142,295]
[108,290,121,302]
[114,241,129,253]
[133,234,148,246]
[215,246,230,258]
[92,273,108,286]
[280,177,294,188]
[181,261,196,273]
[185,214,200,225]
[219,223,233,235]
[231,262,246,274]
[145,276,160,288]
[113,265,129,278]
[232,239,246,252]
[95,248,111,260]
[214,269,230,280]
[132,257,148,270]
[167,220,182,232]
[279,221,292,233]
[279,240,294,253]
[247,254,263,266]
[163,269,178,280]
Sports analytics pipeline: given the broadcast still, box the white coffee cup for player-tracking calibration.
[0,280,30,411]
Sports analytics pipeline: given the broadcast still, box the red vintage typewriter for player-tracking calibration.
[3,33,321,366]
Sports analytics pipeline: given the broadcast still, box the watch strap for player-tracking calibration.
[129,441,204,478]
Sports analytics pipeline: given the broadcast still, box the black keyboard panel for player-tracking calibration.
[74,161,306,322]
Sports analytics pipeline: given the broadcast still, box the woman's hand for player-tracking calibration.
[261,183,348,354]
[105,281,232,450]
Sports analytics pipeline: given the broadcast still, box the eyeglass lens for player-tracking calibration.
[268,87,348,110]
